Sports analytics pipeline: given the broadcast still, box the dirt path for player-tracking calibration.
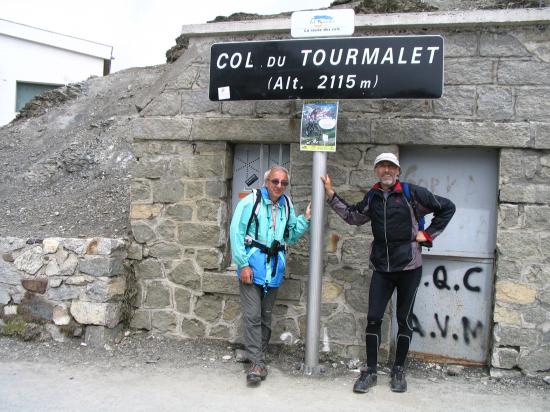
[1,334,548,412]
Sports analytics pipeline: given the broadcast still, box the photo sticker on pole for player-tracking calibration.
[300,100,338,152]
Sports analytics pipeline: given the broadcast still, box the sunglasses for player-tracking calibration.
[269,179,289,187]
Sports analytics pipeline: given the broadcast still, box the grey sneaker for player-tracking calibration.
[390,366,407,393]
[353,368,378,393]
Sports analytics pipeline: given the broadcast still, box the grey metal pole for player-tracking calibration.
[304,150,327,375]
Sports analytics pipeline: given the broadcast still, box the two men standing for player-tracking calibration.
[230,153,455,392]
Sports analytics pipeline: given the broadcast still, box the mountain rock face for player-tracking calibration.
[0,65,167,238]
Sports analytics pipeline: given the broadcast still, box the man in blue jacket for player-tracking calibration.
[230,165,311,386]
[322,152,455,394]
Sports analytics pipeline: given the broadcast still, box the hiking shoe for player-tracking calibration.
[353,368,377,393]
[246,364,267,386]
[390,366,407,393]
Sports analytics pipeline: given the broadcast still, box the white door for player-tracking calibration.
[395,146,498,363]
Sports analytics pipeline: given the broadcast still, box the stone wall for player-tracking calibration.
[0,237,134,345]
[126,17,550,373]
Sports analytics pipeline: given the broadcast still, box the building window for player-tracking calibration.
[15,81,62,112]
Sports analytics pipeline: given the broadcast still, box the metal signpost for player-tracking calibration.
[209,11,444,375]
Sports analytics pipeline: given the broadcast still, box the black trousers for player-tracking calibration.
[365,267,422,369]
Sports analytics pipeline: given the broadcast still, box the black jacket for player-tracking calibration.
[329,181,455,272]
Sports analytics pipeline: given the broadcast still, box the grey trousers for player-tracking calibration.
[239,282,279,367]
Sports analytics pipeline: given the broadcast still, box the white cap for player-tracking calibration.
[374,152,400,168]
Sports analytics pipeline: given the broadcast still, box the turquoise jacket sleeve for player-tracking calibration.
[285,205,310,245]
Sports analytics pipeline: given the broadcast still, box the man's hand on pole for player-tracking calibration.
[320,175,335,200]
[240,266,253,284]
[305,202,312,220]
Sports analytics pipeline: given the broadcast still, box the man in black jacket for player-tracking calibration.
[321,152,455,394]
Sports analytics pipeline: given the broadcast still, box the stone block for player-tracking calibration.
[21,278,48,294]
[256,100,291,115]
[494,324,541,347]
[151,310,178,332]
[181,318,206,337]
[148,242,183,259]
[131,117,192,141]
[372,118,530,148]
[131,221,157,244]
[84,277,126,303]
[516,87,550,121]
[491,347,519,369]
[495,281,537,304]
[60,239,90,256]
[496,230,542,260]
[445,32,478,57]
[135,259,163,280]
[42,239,60,254]
[194,294,223,322]
[165,204,194,221]
[84,238,127,257]
[476,86,513,120]
[79,256,125,277]
[480,32,531,57]
[179,223,221,246]
[0,261,22,285]
[202,272,239,295]
[85,324,123,348]
[278,279,302,301]
[325,312,356,341]
[500,183,550,204]
[168,260,201,289]
[130,204,162,220]
[433,86,475,116]
[223,298,241,321]
[130,309,151,330]
[531,122,550,149]
[518,346,550,373]
[14,246,44,275]
[70,301,122,328]
[131,179,152,202]
[221,101,254,116]
[0,237,26,254]
[44,260,60,277]
[196,200,220,222]
[345,288,369,314]
[341,237,372,266]
[157,220,178,241]
[47,285,83,301]
[444,58,493,85]
[0,288,10,305]
[152,179,186,203]
[322,281,342,302]
[53,304,71,325]
[143,281,171,308]
[195,248,222,270]
[498,61,550,86]
[493,304,521,326]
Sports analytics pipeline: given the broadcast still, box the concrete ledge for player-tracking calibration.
[181,8,550,37]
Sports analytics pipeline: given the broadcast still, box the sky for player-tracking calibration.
[2,0,332,72]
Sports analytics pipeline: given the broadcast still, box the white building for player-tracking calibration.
[0,18,113,126]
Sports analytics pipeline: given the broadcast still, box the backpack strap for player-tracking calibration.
[402,182,425,231]
[245,189,262,240]
[282,194,291,241]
